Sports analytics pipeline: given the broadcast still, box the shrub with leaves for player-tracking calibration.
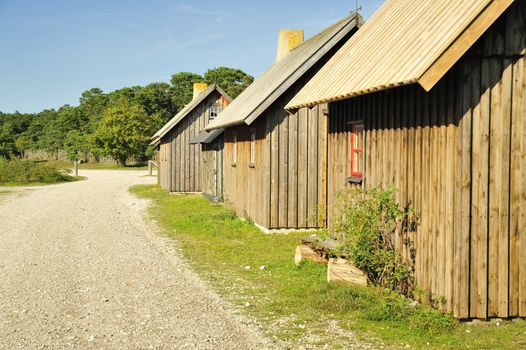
[332,186,418,295]
[0,158,74,184]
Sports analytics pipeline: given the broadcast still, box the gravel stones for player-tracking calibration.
[0,170,265,350]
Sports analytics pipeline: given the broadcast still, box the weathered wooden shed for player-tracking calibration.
[286,0,525,319]
[151,84,231,193]
[204,14,363,230]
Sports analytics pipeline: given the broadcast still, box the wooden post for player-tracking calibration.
[74,160,79,177]
[148,160,157,176]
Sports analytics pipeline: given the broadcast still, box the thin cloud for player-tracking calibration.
[174,4,230,17]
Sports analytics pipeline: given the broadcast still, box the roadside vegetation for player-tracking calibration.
[130,184,526,350]
[0,67,253,166]
[0,158,79,186]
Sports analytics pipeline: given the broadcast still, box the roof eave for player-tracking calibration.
[205,119,245,131]
[244,14,363,126]
[285,79,418,111]
[286,0,515,109]
[152,84,231,141]
[418,0,514,92]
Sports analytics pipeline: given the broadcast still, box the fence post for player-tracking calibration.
[148,160,157,176]
[74,160,79,177]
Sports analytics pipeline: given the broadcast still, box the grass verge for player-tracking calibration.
[130,184,526,349]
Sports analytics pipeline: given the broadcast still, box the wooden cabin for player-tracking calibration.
[286,0,525,319]
[151,84,231,193]
[204,14,363,230]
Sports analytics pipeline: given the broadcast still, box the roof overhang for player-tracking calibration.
[151,84,231,141]
[418,0,514,91]
[189,129,224,144]
[205,13,363,131]
[285,0,516,111]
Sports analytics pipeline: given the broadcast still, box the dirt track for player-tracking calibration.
[0,170,265,349]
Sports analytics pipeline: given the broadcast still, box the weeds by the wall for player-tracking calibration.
[332,186,419,295]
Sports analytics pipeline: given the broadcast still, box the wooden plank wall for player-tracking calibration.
[201,133,224,200]
[157,92,229,193]
[222,101,328,230]
[223,117,269,226]
[327,2,525,319]
[220,29,360,229]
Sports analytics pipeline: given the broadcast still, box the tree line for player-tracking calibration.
[0,67,253,165]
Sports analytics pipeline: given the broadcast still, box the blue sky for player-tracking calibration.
[0,0,383,113]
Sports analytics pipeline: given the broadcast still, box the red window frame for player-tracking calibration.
[350,122,364,178]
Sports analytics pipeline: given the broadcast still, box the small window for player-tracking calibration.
[210,104,221,119]
[232,131,237,165]
[249,129,256,166]
[350,123,364,178]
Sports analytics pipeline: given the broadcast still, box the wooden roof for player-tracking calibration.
[151,84,231,145]
[286,0,515,110]
[205,13,363,130]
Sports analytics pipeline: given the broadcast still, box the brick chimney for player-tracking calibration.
[275,29,304,63]
[193,83,208,100]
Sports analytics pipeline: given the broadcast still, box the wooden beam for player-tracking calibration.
[418,0,514,92]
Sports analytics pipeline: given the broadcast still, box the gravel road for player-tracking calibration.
[0,170,266,350]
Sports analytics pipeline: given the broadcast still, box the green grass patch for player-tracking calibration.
[46,160,148,171]
[131,184,526,349]
[0,158,80,186]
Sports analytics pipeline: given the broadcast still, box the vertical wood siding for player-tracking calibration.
[157,92,229,192]
[222,102,328,230]
[220,28,359,230]
[327,2,525,319]
[201,133,224,200]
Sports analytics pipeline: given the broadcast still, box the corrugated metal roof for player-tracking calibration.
[189,129,224,144]
[205,13,363,130]
[286,0,515,110]
[151,84,231,144]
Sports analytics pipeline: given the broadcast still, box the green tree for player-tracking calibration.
[38,105,87,154]
[78,88,109,130]
[136,83,174,121]
[204,66,254,99]
[64,130,92,161]
[170,72,204,113]
[95,98,162,166]
[23,109,57,151]
[0,112,32,158]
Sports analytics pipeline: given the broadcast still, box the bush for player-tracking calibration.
[332,186,418,295]
[0,158,75,184]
